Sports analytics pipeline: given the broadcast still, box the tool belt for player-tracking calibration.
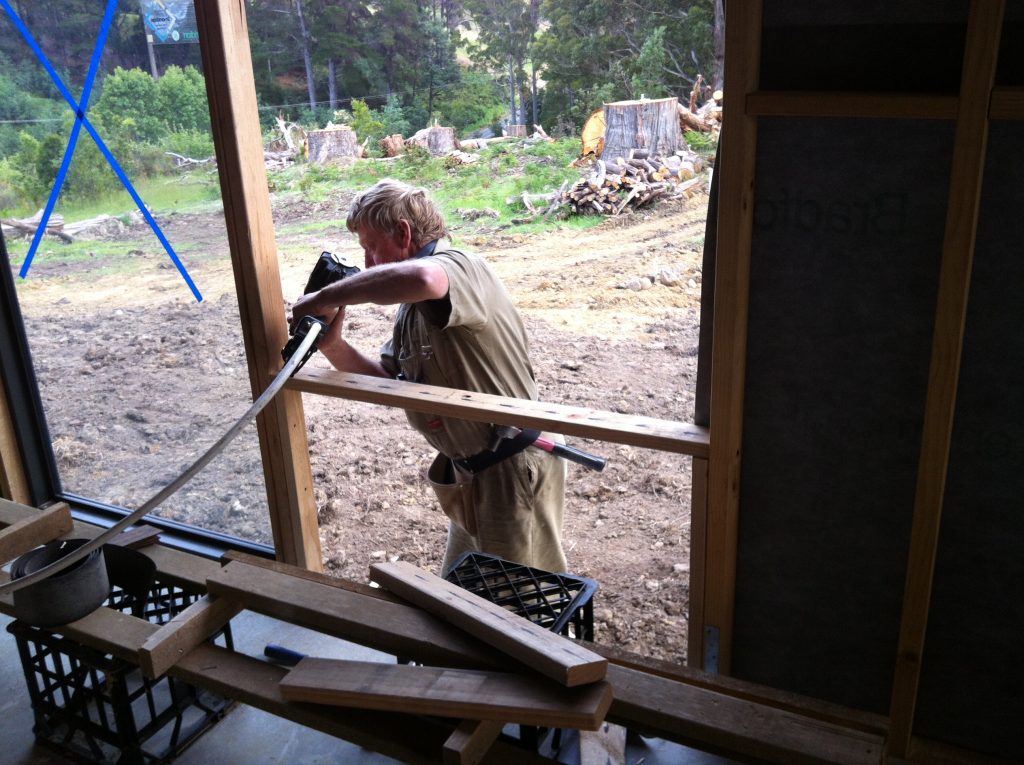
[454,428,540,474]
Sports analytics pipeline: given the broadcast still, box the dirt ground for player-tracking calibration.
[13,181,708,664]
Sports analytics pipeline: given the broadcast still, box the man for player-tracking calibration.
[289,179,567,574]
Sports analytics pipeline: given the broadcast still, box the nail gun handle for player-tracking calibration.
[535,436,607,472]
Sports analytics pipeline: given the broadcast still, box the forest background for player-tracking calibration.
[0,0,720,216]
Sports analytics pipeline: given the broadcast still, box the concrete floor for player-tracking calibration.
[0,609,736,765]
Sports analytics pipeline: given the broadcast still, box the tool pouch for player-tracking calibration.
[427,452,477,536]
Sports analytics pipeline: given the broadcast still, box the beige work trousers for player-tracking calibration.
[438,445,567,575]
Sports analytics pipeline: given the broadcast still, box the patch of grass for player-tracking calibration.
[57,172,221,221]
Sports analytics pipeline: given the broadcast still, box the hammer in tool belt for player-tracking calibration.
[493,425,607,471]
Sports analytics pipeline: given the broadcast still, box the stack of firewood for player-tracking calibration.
[564,148,704,216]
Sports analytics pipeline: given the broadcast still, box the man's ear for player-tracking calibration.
[394,219,414,252]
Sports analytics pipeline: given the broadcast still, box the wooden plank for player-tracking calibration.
[194,0,322,571]
[287,368,710,458]
[0,501,72,564]
[988,87,1024,121]
[206,560,507,669]
[587,639,888,737]
[173,643,551,765]
[0,370,30,505]
[887,1,1005,757]
[686,456,708,668]
[107,524,161,550]
[221,549,404,604]
[279,658,613,730]
[605,664,883,765]
[702,0,763,675]
[745,91,958,120]
[138,594,243,679]
[370,561,607,687]
[443,720,504,765]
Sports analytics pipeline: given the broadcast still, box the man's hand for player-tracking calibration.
[288,290,333,333]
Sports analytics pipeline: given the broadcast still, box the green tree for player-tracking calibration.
[348,99,385,143]
[463,0,537,127]
[433,69,506,134]
[379,94,411,138]
[154,65,210,134]
[631,27,670,99]
[95,67,162,144]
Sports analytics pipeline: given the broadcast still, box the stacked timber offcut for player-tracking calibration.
[565,148,704,216]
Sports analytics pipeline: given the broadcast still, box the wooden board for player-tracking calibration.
[138,594,242,678]
[194,0,322,571]
[205,560,506,669]
[286,368,709,458]
[443,719,504,765]
[886,1,1005,755]
[0,501,72,564]
[175,643,550,765]
[280,658,612,730]
[370,561,607,687]
[606,663,883,765]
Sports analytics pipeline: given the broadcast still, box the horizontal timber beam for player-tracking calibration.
[286,368,709,458]
[745,91,959,120]
[989,87,1024,120]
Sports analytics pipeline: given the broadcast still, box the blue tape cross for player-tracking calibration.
[1,0,203,302]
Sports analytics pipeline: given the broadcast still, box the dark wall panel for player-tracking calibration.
[732,117,952,713]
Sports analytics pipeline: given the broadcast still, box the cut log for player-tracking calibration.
[601,97,681,162]
[677,102,711,134]
[380,134,405,157]
[370,561,608,687]
[505,124,527,138]
[307,126,361,163]
[279,658,613,729]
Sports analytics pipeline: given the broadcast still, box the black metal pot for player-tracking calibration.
[10,539,109,627]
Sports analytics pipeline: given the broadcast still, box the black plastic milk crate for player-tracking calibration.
[7,576,234,765]
[444,551,597,640]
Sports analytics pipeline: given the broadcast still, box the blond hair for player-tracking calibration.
[346,179,448,244]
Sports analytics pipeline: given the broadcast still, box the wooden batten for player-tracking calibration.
[287,369,709,458]
[0,370,30,505]
[886,1,1005,756]
[370,561,607,687]
[701,0,763,675]
[443,719,504,765]
[205,559,507,669]
[989,87,1024,121]
[138,594,243,679]
[279,658,613,730]
[0,500,72,565]
[745,91,959,120]
[193,0,321,571]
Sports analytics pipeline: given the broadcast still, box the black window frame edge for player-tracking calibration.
[1,227,274,562]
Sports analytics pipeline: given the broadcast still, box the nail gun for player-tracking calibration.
[281,250,361,367]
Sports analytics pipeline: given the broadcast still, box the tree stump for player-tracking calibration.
[307,126,361,163]
[600,97,681,163]
[380,134,406,157]
[407,126,458,156]
[506,124,527,138]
